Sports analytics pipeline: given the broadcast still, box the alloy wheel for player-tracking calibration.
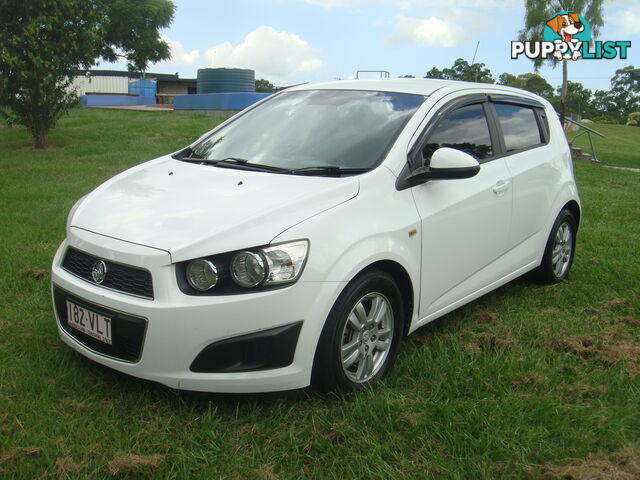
[340,292,394,383]
[551,222,573,278]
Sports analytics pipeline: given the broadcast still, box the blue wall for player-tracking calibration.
[81,95,156,106]
[173,92,271,111]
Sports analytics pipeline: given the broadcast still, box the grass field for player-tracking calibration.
[568,122,640,169]
[1,108,638,479]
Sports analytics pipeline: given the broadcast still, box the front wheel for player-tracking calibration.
[312,269,404,392]
[534,209,577,284]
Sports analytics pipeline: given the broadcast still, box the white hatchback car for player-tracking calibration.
[51,79,580,393]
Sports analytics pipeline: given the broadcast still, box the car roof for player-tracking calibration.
[286,78,545,102]
[287,78,452,95]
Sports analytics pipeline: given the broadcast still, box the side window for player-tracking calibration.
[422,103,493,163]
[494,103,544,151]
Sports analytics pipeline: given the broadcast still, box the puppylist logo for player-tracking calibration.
[512,11,631,61]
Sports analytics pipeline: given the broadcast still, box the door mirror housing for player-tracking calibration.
[398,147,481,189]
[428,147,480,179]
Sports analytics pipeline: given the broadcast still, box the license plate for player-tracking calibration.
[66,300,113,345]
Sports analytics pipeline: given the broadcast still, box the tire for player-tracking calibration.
[312,269,404,392]
[534,209,577,284]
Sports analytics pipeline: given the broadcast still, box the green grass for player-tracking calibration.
[1,108,639,479]
[568,122,640,169]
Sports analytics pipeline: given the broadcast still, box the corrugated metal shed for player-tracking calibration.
[70,75,129,95]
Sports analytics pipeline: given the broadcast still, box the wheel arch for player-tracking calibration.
[310,259,415,391]
[563,200,581,230]
[353,260,415,337]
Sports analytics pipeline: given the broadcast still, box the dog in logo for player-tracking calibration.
[546,12,584,60]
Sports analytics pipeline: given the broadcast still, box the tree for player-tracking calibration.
[591,66,640,123]
[424,67,447,80]
[0,0,175,148]
[498,72,554,99]
[425,67,446,80]
[425,58,494,83]
[498,73,519,86]
[520,73,555,98]
[518,0,604,125]
[255,78,276,92]
[556,81,593,118]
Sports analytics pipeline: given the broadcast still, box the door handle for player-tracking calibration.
[492,180,510,194]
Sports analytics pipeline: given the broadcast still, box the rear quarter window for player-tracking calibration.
[494,103,545,152]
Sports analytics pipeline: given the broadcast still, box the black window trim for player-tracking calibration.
[535,107,551,143]
[487,94,544,108]
[397,91,552,191]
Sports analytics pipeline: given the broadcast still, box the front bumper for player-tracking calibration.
[51,230,344,393]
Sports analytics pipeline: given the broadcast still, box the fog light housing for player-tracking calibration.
[190,321,303,372]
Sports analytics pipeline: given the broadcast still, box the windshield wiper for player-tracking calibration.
[285,166,371,177]
[175,153,368,177]
[174,153,283,172]
[204,157,290,173]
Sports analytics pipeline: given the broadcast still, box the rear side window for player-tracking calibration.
[423,104,493,162]
[494,103,544,152]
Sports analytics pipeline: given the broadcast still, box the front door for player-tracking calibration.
[411,101,513,319]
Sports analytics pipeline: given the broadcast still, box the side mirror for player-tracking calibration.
[400,147,480,189]
[428,147,480,179]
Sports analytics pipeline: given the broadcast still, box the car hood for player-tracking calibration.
[70,157,360,262]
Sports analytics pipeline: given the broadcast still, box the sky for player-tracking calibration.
[100,0,639,91]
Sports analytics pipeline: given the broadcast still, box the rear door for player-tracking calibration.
[488,97,555,265]
[409,95,513,319]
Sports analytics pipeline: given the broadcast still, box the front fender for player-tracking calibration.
[271,167,422,328]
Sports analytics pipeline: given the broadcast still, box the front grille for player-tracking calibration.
[62,247,154,299]
[53,286,147,362]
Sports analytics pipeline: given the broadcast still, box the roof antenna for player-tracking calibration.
[471,41,480,82]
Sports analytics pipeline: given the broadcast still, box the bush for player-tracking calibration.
[591,115,621,125]
[627,112,640,127]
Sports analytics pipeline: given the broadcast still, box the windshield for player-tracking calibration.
[188,89,426,171]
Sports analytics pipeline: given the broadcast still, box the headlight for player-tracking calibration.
[186,259,218,291]
[230,251,266,288]
[262,240,309,285]
[177,240,309,294]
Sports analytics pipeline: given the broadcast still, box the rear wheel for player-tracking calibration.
[534,209,577,284]
[312,269,403,392]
